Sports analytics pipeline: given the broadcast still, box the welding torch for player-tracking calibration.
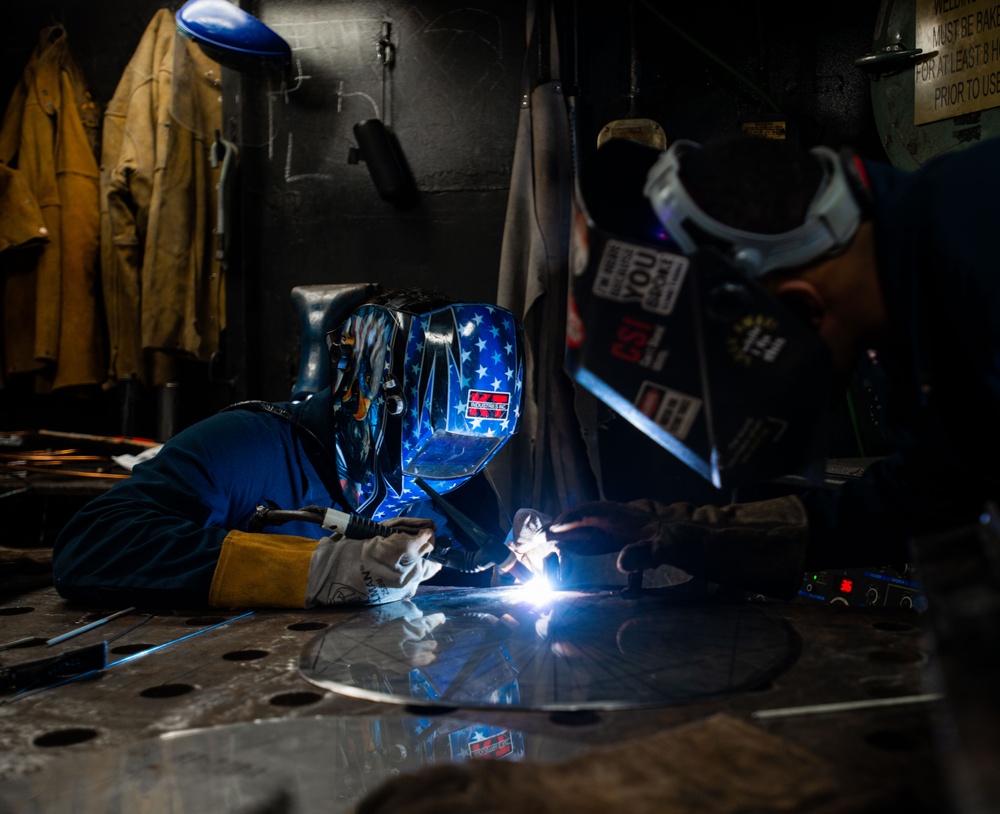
[412,478,535,582]
[248,499,532,579]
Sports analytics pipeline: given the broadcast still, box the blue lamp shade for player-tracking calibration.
[176,0,291,70]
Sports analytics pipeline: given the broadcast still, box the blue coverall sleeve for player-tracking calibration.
[52,410,327,608]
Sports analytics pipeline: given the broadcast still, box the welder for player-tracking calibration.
[517,134,1000,599]
[52,289,526,609]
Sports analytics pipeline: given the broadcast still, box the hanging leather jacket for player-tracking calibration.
[100,9,224,386]
[0,24,103,391]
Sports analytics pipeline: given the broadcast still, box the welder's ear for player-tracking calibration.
[770,279,825,331]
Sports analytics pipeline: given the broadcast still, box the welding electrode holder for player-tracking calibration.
[412,477,536,580]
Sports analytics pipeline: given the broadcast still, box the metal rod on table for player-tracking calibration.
[751,692,944,720]
[0,636,44,652]
[46,607,137,647]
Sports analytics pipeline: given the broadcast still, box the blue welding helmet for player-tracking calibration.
[566,138,833,488]
[175,0,291,72]
[328,301,525,519]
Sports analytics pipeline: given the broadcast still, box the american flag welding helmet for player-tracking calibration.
[328,301,524,520]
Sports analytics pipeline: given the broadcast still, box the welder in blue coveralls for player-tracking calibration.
[52,289,526,609]
[531,134,1000,600]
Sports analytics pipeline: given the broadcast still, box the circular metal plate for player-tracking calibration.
[299,587,800,712]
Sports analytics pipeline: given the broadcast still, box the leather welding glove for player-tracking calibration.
[547,495,809,600]
[499,508,557,578]
[305,516,442,607]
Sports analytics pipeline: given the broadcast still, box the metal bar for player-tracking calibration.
[46,607,137,647]
[751,692,943,720]
[5,612,256,704]
[4,466,129,479]
[0,636,44,652]
[107,612,256,667]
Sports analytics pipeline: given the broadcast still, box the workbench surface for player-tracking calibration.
[0,586,949,812]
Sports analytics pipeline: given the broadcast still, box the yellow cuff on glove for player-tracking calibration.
[209,530,320,608]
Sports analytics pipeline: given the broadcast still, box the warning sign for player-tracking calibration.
[915,0,1000,124]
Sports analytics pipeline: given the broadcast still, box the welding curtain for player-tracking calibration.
[495,0,601,519]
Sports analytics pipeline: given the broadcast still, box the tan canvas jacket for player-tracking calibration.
[0,25,103,391]
[101,9,224,386]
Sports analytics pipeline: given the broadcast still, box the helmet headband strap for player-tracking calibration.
[643,139,863,277]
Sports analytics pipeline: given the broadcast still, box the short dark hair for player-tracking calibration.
[678,136,825,235]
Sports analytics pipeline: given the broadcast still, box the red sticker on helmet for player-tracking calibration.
[466,390,510,420]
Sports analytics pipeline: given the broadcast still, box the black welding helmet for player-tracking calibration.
[327,298,525,519]
[566,138,834,489]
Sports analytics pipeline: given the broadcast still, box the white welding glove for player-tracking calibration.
[305,516,442,607]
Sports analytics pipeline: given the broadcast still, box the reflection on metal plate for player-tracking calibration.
[299,587,799,711]
[0,715,586,814]
[872,0,1000,167]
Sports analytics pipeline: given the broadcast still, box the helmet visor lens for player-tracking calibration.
[403,432,505,480]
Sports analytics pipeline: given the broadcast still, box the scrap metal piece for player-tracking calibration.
[0,642,107,692]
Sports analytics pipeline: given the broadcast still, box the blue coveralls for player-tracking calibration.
[802,137,1000,567]
[52,390,485,608]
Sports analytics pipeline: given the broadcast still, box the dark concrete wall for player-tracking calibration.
[228,0,528,402]
[2,0,885,473]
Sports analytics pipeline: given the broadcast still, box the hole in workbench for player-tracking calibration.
[872,621,917,633]
[0,607,34,616]
[287,621,328,631]
[269,691,323,707]
[223,649,268,661]
[140,683,196,698]
[185,616,228,626]
[33,728,98,747]
[110,642,156,655]
[865,729,920,751]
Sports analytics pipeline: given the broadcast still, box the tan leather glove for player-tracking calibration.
[548,495,809,600]
[305,516,442,606]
